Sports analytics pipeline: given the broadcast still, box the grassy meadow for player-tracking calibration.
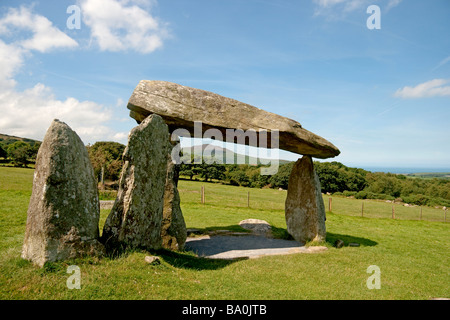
[0,166,449,299]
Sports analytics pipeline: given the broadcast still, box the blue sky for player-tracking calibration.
[0,0,449,169]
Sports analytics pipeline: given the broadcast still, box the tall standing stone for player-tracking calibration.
[101,114,173,251]
[22,119,104,267]
[160,147,187,250]
[285,155,326,243]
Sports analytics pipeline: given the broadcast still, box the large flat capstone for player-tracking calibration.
[127,80,340,159]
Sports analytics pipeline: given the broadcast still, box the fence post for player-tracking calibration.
[361,201,364,217]
[392,205,395,219]
[100,165,105,188]
[201,186,205,204]
[328,197,332,212]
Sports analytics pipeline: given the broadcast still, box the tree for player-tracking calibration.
[268,162,293,189]
[0,145,7,159]
[180,168,195,180]
[206,163,226,181]
[86,141,126,181]
[228,170,250,187]
[27,142,41,161]
[7,141,29,167]
[314,162,367,193]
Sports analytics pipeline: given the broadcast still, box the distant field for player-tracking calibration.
[177,180,448,223]
[405,172,450,179]
[0,166,449,300]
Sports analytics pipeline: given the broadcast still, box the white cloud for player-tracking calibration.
[313,0,403,16]
[314,0,346,8]
[386,0,402,11]
[112,131,129,141]
[0,6,122,144]
[0,6,78,52]
[0,2,168,144]
[79,0,168,53]
[0,39,24,88]
[432,55,450,71]
[0,82,115,143]
[313,0,370,15]
[394,79,450,99]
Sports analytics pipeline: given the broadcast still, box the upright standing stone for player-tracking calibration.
[22,119,104,267]
[101,114,172,251]
[160,147,187,250]
[285,155,326,243]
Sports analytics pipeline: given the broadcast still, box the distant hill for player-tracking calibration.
[180,143,292,165]
[0,133,41,146]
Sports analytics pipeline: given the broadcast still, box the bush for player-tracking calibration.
[87,141,126,181]
[0,145,7,159]
[228,170,249,187]
[7,141,29,167]
[268,162,293,189]
[355,191,368,199]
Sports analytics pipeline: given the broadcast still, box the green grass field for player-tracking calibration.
[0,166,448,299]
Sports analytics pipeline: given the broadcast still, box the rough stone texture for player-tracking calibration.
[160,146,187,250]
[101,114,179,251]
[144,256,160,265]
[285,155,326,243]
[334,239,345,248]
[22,119,104,267]
[100,200,115,210]
[239,219,272,236]
[127,80,340,159]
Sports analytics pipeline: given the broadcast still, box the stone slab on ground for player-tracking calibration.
[100,200,115,210]
[238,219,272,236]
[185,235,327,260]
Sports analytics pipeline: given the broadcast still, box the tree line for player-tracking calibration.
[0,138,41,167]
[3,139,449,208]
[179,159,450,207]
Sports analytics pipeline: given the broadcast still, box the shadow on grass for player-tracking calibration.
[267,227,378,247]
[156,249,238,270]
[270,226,294,240]
[188,224,293,240]
[198,224,250,234]
[326,232,378,247]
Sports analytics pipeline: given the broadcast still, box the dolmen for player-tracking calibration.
[22,80,340,266]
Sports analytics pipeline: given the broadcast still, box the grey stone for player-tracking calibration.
[144,255,160,265]
[160,146,187,250]
[100,200,115,210]
[334,239,345,248]
[22,119,104,267]
[187,228,202,235]
[101,114,171,251]
[239,219,272,235]
[285,155,326,243]
[127,80,340,159]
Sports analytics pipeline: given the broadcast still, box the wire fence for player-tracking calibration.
[327,197,448,222]
[187,184,448,223]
